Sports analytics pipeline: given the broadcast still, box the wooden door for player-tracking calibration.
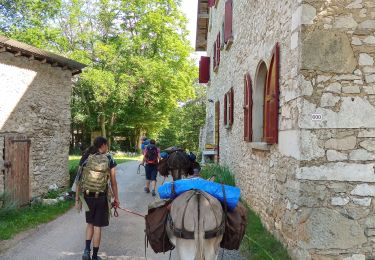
[215,101,220,162]
[4,136,30,206]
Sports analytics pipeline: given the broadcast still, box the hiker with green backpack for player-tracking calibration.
[74,136,120,260]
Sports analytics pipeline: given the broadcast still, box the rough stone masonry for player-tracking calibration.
[201,0,375,258]
[0,51,73,198]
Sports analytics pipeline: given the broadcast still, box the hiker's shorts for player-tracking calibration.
[145,164,158,181]
[84,194,109,227]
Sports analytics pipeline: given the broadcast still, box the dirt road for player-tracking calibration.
[0,160,173,260]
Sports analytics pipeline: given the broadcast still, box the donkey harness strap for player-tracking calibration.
[169,190,225,239]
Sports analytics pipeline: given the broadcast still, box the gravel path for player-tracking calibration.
[0,160,245,260]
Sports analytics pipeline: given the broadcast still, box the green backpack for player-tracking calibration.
[81,154,110,193]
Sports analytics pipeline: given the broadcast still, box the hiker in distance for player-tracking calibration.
[140,136,150,154]
[75,136,120,260]
[141,139,160,196]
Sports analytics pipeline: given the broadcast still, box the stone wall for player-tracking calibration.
[0,51,73,198]
[204,0,305,257]
[292,0,375,258]
[203,0,375,258]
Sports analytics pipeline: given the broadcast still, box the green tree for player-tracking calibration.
[0,0,197,149]
[158,84,206,152]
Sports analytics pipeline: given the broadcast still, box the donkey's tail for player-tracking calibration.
[194,192,205,260]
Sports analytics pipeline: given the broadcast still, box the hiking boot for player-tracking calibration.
[151,190,156,196]
[92,256,102,260]
[82,249,91,260]
[144,187,150,193]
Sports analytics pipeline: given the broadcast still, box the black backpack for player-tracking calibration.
[146,144,158,164]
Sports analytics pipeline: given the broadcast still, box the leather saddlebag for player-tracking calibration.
[220,202,248,250]
[145,200,174,253]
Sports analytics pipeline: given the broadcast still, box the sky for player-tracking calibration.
[179,0,206,63]
[180,0,198,49]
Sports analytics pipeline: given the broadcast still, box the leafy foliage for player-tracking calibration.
[200,164,236,187]
[1,0,198,149]
[157,84,205,152]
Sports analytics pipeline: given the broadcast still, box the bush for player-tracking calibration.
[200,164,236,186]
[0,192,18,218]
[43,190,61,199]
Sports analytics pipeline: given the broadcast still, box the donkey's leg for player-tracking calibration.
[176,238,196,260]
[203,236,222,260]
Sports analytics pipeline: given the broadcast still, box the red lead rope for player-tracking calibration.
[111,202,146,218]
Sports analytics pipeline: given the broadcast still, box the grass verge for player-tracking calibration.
[0,200,73,240]
[201,164,290,259]
[240,206,291,260]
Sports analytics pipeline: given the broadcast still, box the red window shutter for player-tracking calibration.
[216,33,221,66]
[229,87,234,125]
[213,41,217,69]
[199,56,210,83]
[244,73,253,141]
[224,0,233,44]
[224,94,228,126]
[208,0,215,7]
[264,43,280,144]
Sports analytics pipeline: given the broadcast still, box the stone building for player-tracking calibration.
[197,0,375,258]
[0,36,85,205]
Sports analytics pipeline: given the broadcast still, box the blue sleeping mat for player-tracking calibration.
[158,178,240,210]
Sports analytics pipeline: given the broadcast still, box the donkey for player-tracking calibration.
[167,189,224,260]
[158,150,193,180]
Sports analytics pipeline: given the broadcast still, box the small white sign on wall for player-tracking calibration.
[312,113,322,121]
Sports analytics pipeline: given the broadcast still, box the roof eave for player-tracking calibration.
[195,0,209,52]
[0,36,86,73]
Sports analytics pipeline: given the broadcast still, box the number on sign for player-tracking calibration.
[312,114,322,121]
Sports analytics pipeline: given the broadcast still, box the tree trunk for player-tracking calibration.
[108,113,116,150]
[100,114,107,138]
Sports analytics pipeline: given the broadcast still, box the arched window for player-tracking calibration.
[243,73,252,141]
[264,43,280,144]
[253,61,268,142]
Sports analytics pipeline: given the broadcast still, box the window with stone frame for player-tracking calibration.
[244,73,252,141]
[208,0,215,7]
[199,56,210,83]
[224,0,233,48]
[224,93,228,126]
[263,43,280,144]
[229,87,234,126]
[252,43,280,145]
[221,21,225,50]
[213,40,217,72]
[213,33,221,72]
[224,88,234,129]
[253,61,267,142]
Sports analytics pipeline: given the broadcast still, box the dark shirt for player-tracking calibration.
[79,152,117,169]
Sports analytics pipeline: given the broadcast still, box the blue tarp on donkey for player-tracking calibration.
[158,178,241,211]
